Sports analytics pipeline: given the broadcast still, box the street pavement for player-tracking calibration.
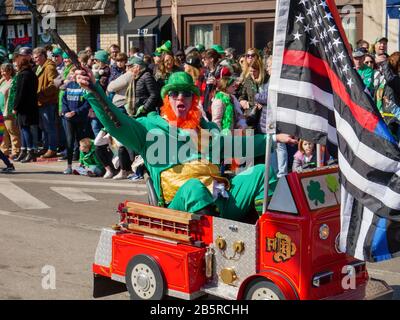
[0,160,398,300]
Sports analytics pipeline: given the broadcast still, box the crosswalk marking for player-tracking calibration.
[0,178,148,209]
[0,179,50,210]
[4,178,146,189]
[50,187,147,203]
[50,187,98,203]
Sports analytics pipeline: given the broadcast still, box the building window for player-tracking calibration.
[254,21,275,51]
[221,22,246,54]
[189,24,213,48]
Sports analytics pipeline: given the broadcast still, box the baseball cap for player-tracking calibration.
[185,55,202,69]
[126,56,146,67]
[184,46,197,56]
[15,47,32,56]
[375,37,388,44]
[353,48,366,58]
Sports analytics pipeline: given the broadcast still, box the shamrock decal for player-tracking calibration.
[325,175,340,204]
[307,180,326,206]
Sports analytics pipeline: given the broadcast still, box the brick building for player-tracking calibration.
[119,0,364,55]
[0,0,118,52]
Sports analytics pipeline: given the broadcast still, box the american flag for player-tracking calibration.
[267,0,400,262]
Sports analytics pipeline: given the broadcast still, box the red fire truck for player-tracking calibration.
[92,166,393,300]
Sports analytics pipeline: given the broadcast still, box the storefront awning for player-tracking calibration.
[3,0,117,20]
[125,15,171,34]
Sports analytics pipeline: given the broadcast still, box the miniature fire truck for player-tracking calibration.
[92,166,393,300]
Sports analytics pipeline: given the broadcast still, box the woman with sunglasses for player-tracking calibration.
[240,48,262,80]
[238,59,269,128]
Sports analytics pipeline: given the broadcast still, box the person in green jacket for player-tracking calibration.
[353,48,374,95]
[74,138,104,177]
[76,70,297,221]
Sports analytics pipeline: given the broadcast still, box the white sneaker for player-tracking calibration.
[112,170,128,180]
[103,170,114,179]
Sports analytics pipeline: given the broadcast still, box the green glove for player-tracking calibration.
[134,105,145,118]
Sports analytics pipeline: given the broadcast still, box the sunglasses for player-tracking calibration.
[168,91,193,99]
[365,60,374,65]
[246,54,256,58]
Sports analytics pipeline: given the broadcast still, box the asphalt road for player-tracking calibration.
[0,160,398,300]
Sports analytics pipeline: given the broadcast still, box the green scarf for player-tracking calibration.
[215,91,235,132]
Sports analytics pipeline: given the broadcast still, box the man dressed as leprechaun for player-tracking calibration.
[76,70,297,221]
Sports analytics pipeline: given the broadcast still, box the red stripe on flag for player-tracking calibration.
[283,50,328,77]
[283,50,380,132]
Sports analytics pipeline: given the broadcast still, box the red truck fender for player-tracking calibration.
[238,271,299,300]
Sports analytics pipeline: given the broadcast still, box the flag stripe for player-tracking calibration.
[281,64,333,94]
[339,151,400,211]
[334,100,400,162]
[283,49,329,78]
[354,206,374,260]
[275,78,334,110]
[336,122,400,177]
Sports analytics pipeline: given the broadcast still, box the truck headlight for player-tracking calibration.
[319,224,330,240]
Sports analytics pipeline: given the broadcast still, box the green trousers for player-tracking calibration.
[168,164,277,221]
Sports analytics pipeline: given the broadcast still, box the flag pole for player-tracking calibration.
[262,134,273,214]
[317,144,322,168]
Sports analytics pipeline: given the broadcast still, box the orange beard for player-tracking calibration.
[161,96,201,130]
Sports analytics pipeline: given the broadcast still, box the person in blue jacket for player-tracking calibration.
[61,67,90,174]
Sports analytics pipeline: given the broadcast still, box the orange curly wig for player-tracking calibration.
[160,95,201,129]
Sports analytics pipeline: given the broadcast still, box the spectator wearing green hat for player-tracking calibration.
[93,50,111,92]
[211,44,225,57]
[52,47,64,75]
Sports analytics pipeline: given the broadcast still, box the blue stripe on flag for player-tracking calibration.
[371,217,392,262]
[374,120,397,145]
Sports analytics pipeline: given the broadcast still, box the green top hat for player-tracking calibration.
[160,71,200,98]
[156,40,172,54]
[94,50,110,64]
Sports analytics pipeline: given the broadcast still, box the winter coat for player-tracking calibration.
[239,73,269,127]
[61,81,90,122]
[127,69,162,115]
[14,68,39,126]
[375,61,400,134]
[107,71,134,108]
[36,59,59,107]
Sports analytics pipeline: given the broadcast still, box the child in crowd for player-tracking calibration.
[62,67,90,175]
[92,50,111,92]
[292,139,316,172]
[73,138,104,177]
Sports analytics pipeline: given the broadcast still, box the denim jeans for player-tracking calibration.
[39,104,57,151]
[21,125,38,150]
[90,118,103,138]
[271,142,288,178]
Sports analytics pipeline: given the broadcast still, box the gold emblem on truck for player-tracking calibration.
[266,232,297,263]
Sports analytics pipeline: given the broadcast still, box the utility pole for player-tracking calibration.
[31,0,38,48]
[171,0,178,51]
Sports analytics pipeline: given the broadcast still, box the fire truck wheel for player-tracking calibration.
[125,255,165,300]
[244,279,286,300]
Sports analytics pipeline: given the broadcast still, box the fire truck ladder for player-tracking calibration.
[123,202,198,244]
